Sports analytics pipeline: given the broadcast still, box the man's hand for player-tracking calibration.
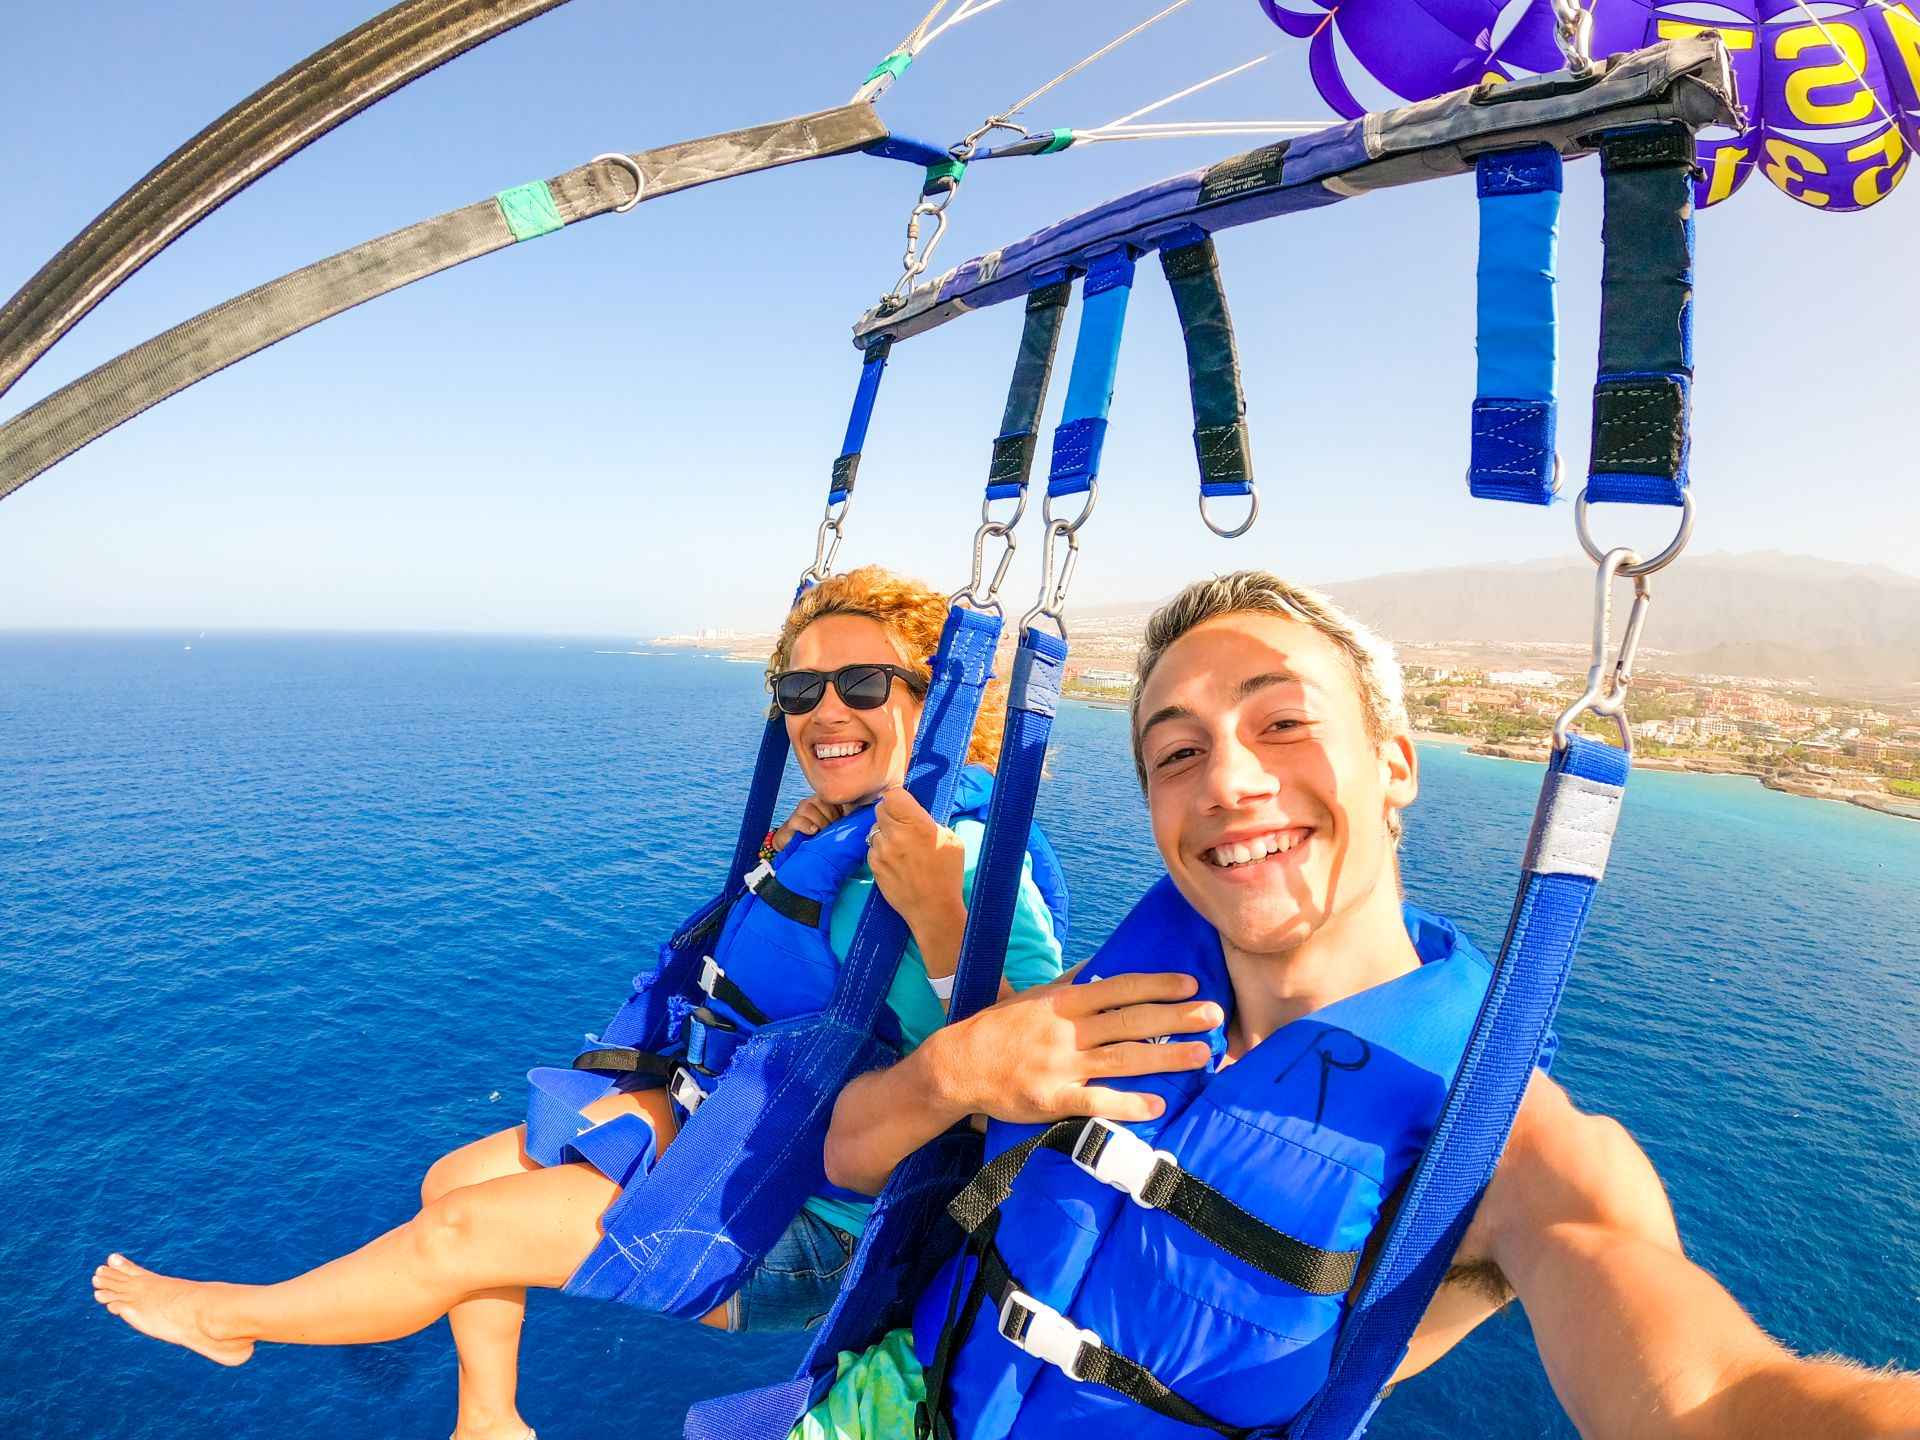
[866,787,968,938]
[822,968,1220,1195]
[928,969,1219,1126]
[771,795,846,853]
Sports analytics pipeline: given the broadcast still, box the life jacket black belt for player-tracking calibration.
[920,1224,1252,1440]
[698,954,771,1028]
[744,859,824,929]
[570,1044,676,1078]
[947,1116,1361,1296]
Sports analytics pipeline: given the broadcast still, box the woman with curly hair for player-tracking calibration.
[91,565,1066,1440]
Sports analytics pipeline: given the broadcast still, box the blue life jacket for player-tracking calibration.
[524,764,1069,1201]
[913,877,1493,1440]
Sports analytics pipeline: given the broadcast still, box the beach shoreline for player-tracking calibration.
[1462,740,1920,822]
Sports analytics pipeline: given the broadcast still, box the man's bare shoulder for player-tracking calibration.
[1457,1072,1683,1273]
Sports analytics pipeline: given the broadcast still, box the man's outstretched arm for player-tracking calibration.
[1481,1077,1920,1440]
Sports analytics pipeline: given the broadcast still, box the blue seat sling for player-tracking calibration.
[1293,125,1694,1431]
[554,602,1003,1318]
[688,251,1135,1440]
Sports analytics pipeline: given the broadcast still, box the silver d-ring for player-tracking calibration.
[1042,484,1098,535]
[591,152,646,213]
[1199,484,1259,540]
[1574,486,1695,578]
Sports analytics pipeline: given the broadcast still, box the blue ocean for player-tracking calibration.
[2,634,1914,1440]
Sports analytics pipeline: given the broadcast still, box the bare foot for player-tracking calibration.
[92,1254,254,1366]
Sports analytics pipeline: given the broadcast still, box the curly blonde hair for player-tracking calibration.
[767,565,1006,771]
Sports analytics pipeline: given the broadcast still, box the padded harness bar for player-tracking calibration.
[850,40,1734,347]
[1469,146,1563,504]
[1586,124,1696,508]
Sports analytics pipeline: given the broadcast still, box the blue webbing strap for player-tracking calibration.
[985,280,1071,502]
[582,606,1003,1319]
[1469,146,1562,505]
[833,338,895,505]
[1158,233,1253,501]
[1048,249,1138,501]
[1587,125,1695,509]
[720,578,816,902]
[1289,735,1629,1440]
[686,626,1069,1440]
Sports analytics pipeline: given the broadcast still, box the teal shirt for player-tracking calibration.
[803,816,1064,1236]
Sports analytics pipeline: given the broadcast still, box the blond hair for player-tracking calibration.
[768,565,1005,771]
[1129,570,1408,835]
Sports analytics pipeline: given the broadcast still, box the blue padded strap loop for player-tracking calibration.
[832,338,894,504]
[1048,250,1136,500]
[1289,736,1629,1439]
[1587,125,1694,508]
[1469,145,1562,505]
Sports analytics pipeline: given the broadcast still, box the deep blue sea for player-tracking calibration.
[2,634,1915,1440]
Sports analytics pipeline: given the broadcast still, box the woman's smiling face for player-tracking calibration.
[783,613,925,807]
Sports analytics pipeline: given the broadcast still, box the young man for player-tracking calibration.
[812,570,1920,1440]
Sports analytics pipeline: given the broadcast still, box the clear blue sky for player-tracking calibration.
[2,1,1914,635]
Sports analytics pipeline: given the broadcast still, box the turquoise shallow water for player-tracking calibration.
[1,634,1914,1439]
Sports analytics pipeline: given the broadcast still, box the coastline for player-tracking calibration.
[1463,741,1920,822]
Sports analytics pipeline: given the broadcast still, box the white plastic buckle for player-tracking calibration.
[668,1066,709,1115]
[997,1289,1098,1379]
[1071,1117,1177,1209]
[743,859,775,892]
[699,955,724,998]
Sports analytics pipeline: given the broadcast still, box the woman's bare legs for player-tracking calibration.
[93,1159,618,1353]
[92,1086,712,1440]
[418,1089,681,1440]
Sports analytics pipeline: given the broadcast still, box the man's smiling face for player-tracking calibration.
[1133,611,1416,959]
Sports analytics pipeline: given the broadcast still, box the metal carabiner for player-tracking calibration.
[799,501,850,587]
[950,519,1018,614]
[888,182,958,302]
[1019,516,1082,637]
[1552,546,1653,752]
[1549,0,1597,76]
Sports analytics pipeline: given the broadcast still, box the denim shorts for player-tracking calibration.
[723,1208,860,1333]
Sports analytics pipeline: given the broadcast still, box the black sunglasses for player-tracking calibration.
[770,663,926,716]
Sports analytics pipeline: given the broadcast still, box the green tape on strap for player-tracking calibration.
[923,158,967,189]
[495,181,564,242]
[1040,129,1075,155]
[864,52,913,85]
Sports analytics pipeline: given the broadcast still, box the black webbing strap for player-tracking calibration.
[746,864,824,929]
[927,1237,1254,1440]
[0,103,888,502]
[702,963,770,1028]
[570,1044,675,1078]
[948,1119,1359,1295]
[0,0,582,405]
[1158,237,1252,495]
[984,281,1070,499]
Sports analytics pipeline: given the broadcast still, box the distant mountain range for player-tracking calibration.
[1093,554,1920,692]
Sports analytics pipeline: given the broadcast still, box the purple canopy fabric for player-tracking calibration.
[1260,0,1920,211]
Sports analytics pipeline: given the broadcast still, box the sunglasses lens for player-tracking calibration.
[836,665,893,709]
[774,673,827,715]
